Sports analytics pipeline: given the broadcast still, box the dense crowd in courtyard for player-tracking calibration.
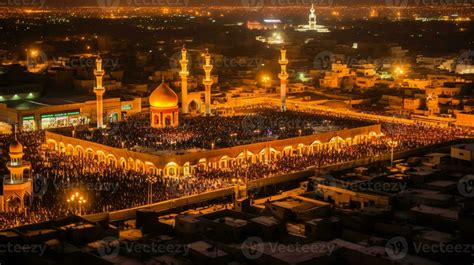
[57,107,374,151]
[0,107,472,230]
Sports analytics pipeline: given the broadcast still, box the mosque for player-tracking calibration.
[43,46,381,178]
[296,4,330,33]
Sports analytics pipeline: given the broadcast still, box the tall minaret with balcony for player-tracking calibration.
[278,47,289,112]
[202,49,213,115]
[180,46,189,114]
[309,3,317,30]
[2,134,32,212]
[94,55,106,129]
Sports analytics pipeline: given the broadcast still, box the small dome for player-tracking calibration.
[149,81,178,108]
[9,140,23,154]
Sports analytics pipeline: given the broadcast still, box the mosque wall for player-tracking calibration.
[45,124,381,177]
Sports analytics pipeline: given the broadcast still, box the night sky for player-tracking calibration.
[35,0,445,8]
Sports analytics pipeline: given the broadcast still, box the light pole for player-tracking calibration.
[386,140,398,167]
[231,178,243,207]
[67,192,87,215]
[262,76,270,91]
[146,176,158,205]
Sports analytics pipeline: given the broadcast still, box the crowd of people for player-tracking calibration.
[0,107,471,230]
[58,107,374,152]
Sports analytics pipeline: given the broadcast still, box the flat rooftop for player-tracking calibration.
[410,204,458,221]
[7,95,96,111]
[214,217,248,228]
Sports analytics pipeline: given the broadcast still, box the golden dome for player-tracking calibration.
[149,81,178,108]
[9,140,23,154]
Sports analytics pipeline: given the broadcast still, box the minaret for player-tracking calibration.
[3,131,33,212]
[309,3,317,30]
[94,55,106,129]
[278,47,289,112]
[202,49,213,115]
[180,46,189,114]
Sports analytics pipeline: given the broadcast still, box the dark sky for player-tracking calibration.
[40,0,413,8]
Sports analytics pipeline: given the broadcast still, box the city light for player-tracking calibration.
[67,192,87,215]
[0,4,473,264]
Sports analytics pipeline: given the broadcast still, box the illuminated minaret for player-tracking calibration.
[2,130,33,212]
[202,49,213,115]
[94,55,106,129]
[309,3,317,30]
[180,46,189,114]
[278,47,289,112]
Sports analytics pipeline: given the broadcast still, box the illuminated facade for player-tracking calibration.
[296,4,330,33]
[93,56,106,129]
[278,47,289,112]
[149,79,179,128]
[1,138,32,212]
[45,124,381,178]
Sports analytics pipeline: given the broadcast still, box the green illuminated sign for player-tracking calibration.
[22,115,35,121]
[122,104,133,110]
[41,110,80,119]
